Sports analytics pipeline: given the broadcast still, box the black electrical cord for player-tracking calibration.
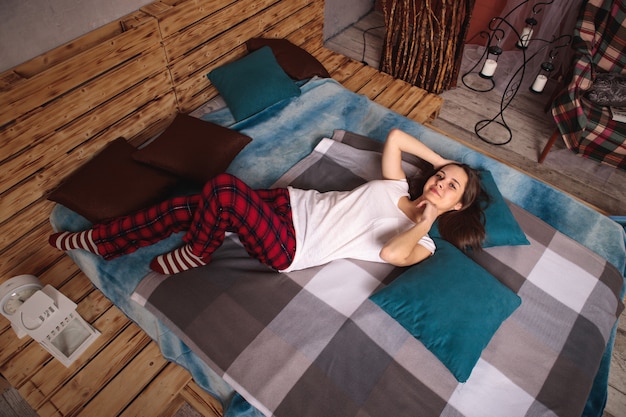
[361,25,385,65]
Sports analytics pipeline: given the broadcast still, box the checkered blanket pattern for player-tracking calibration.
[551,0,626,170]
[133,137,624,417]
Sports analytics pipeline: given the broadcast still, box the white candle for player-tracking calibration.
[516,27,533,48]
[531,74,548,93]
[480,59,498,77]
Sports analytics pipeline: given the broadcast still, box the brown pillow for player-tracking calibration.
[48,138,179,223]
[132,113,252,183]
[246,38,330,80]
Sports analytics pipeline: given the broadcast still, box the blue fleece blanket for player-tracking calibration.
[51,77,626,417]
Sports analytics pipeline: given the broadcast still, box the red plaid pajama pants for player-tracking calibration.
[92,173,296,270]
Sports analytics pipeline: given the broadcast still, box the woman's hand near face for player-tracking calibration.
[379,197,436,267]
[415,199,438,224]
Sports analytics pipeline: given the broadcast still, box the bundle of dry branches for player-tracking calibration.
[380,0,475,94]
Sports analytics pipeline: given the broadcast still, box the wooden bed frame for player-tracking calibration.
[0,0,442,415]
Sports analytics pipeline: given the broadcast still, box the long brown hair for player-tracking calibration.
[408,163,487,251]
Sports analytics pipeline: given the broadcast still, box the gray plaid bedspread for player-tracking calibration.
[132,137,624,417]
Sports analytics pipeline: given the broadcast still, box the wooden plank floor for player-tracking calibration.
[0,256,223,417]
[328,10,626,417]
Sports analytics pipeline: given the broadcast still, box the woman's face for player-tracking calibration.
[422,165,468,213]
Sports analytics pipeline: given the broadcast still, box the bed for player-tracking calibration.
[48,67,626,417]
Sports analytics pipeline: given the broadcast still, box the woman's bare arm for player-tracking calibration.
[379,199,438,266]
[381,128,454,180]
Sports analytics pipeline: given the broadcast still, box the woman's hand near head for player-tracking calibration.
[382,129,452,180]
[437,158,458,168]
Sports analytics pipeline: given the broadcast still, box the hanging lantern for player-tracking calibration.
[480,44,503,79]
[516,14,538,48]
[530,54,556,93]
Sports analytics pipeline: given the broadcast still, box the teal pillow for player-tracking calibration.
[430,170,529,247]
[207,46,301,121]
[369,238,521,382]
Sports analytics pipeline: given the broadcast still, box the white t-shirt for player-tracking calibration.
[281,179,436,272]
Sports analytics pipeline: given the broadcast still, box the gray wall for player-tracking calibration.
[324,0,375,40]
[0,0,152,72]
[1,0,374,73]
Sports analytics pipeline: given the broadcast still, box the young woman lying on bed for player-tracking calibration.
[49,129,487,275]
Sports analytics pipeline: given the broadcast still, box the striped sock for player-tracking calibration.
[149,245,209,275]
[49,230,99,254]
